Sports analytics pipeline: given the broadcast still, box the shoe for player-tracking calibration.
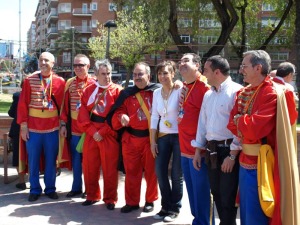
[81,192,87,199]
[28,194,40,202]
[66,191,82,198]
[56,168,61,177]
[153,210,169,220]
[16,183,26,190]
[143,202,154,213]
[82,200,99,206]
[46,192,59,199]
[106,203,115,210]
[163,213,178,222]
[120,204,140,213]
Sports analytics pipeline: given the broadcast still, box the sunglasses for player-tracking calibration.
[74,64,86,68]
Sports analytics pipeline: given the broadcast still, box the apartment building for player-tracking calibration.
[28,0,116,77]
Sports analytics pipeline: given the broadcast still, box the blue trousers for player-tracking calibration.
[181,156,214,225]
[239,167,269,225]
[26,131,59,195]
[70,135,82,192]
[156,134,183,213]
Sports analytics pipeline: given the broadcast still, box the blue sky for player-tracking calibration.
[0,0,39,55]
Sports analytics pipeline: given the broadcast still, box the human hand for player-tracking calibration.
[21,127,29,141]
[221,156,235,173]
[60,126,67,137]
[93,132,103,142]
[192,149,202,171]
[151,143,158,158]
[120,114,130,127]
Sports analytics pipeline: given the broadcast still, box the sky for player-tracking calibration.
[0,0,39,55]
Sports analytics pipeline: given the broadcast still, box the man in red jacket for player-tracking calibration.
[18,52,65,202]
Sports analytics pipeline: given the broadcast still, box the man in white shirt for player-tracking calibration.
[274,62,298,101]
[192,55,242,225]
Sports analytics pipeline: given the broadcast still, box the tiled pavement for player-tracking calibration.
[0,165,240,225]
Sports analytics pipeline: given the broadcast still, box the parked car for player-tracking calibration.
[121,80,135,87]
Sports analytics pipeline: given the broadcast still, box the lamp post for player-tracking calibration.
[104,20,117,59]
[71,27,75,77]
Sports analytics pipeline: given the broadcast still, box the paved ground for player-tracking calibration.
[0,163,241,225]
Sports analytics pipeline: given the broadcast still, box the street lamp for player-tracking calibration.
[71,27,75,77]
[104,20,117,59]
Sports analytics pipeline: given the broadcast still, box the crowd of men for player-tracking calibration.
[13,50,299,225]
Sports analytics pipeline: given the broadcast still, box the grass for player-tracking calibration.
[0,93,13,113]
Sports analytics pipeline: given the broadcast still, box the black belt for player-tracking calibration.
[127,127,149,137]
[90,114,106,123]
[207,139,233,146]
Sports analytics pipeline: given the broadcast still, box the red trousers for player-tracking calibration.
[82,133,119,204]
[122,132,158,205]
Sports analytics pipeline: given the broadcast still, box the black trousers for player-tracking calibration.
[207,145,239,225]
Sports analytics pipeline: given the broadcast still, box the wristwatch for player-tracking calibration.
[229,154,236,161]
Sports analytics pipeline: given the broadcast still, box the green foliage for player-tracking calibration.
[23,54,38,74]
[53,29,90,58]
[89,5,172,76]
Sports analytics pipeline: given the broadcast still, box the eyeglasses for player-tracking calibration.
[178,58,192,65]
[133,73,145,78]
[240,64,252,70]
[74,64,86,68]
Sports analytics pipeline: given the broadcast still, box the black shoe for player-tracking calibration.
[163,212,178,222]
[106,203,115,210]
[153,210,169,220]
[46,192,59,199]
[28,194,40,202]
[143,202,154,213]
[82,200,99,206]
[120,204,139,213]
[56,168,61,177]
[66,191,82,198]
[16,183,26,190]
[81,192,87,199]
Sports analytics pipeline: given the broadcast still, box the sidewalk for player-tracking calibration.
[0,164,240,225]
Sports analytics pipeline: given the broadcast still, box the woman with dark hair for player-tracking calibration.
[150,61,183,222]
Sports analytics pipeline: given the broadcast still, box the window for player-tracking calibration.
[262,3,275,11]
[91,20,98,28]
[199,19,221,28]
[271,37,287,45]
[178,18,193,28]
[198,36,218,44]
[261,17,278,27]
[81,37,88,43]
[58,20,71,30]
[109,3,117,11]
[180,35,190,43]
[269,52,289,61]
[58,3,71,13]
[63,52,71,63]
[91,2,97,11]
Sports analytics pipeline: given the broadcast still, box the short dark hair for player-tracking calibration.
[206,55,230,76]
[276,62,295,78]
[155,60,176,75]
[182,53,201,65]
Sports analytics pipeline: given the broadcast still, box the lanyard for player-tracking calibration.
[40,73,53,101]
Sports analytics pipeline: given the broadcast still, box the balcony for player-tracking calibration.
[72,8,92,16]
[47,0,58,9]
[46,27,59,38]
[46,10,58,23]
[59,26,92,34]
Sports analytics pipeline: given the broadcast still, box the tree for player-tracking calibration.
[53,28,90,59]
[23,53,38,74]
[89,6,171,86]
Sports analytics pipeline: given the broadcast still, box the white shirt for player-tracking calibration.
[191,77,242,150]
[150,87,181,133]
